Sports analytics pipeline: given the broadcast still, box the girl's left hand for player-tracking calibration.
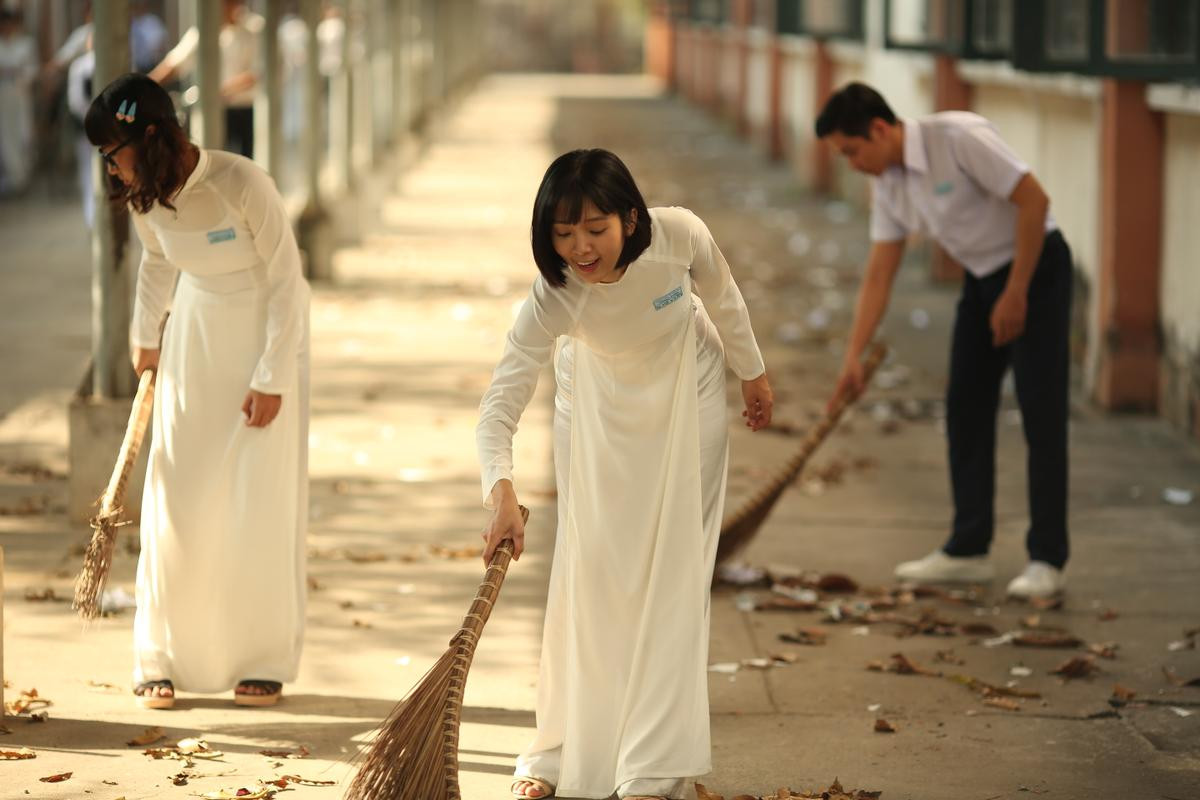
[242,390,282,428]
[741,373,774,432]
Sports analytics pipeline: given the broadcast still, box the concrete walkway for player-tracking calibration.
[1,74,1198,800]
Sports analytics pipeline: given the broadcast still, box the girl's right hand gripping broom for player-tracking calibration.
[344,505,531,800]
[716,342,888,566]
[72,367,156,620]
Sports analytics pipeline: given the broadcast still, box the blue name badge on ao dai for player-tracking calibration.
[652,285,684,311]
[206,228,236,244]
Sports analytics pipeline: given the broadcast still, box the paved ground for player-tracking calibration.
[1,74,1198,800]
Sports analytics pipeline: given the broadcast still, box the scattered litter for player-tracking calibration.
[696,777,881,800]
[39,772,72,783]
[867,653,940,677]
[1167,638,1196,652]
[1170,707,1194,718]
[1163,487,1194,505]
[258,746,311,759]
[4,688,50,716]
[734,593,758,612]
[741,658,774,670]
[982,632,1017,648]
[101,587,138,614]
[934,649,965,666]
[1088,642,1119,659]
[24,587,68,602]
[717,562,768,586]
[708,662,740,674]
[867,704,882,712]
[87,680,121,693]
[1010,666,1033,677]
[1097,608,1119,621]
[851,626,871,636]
[873,718,896,733]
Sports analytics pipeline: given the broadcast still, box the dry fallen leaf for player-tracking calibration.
[780,628,828,646]
[87,680,121,692]
[694,783,724,800]
[0,748,35,760]
[874,718,896,733]
[126,726,165,746]
[816,573,859,593]
[1097,608,1119,621]
[24,587,68,602]
[39,771,72,783]
[258,745,311,759]
[984,697,1021,712]
[1111,684,1137,703]
[933,649,965,666]
[345,551,388,564]
[4,688,51,716]
[1088,642,1119,659]
[1162,666,1200,687]
[279,775,336,786]
[1052,655,1098,680]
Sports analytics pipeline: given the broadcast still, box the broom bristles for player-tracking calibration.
[716,343,889,566]
[346,509,528,800]
[72,369,156,621]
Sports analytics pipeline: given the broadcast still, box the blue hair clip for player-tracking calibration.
[115,100,137,123]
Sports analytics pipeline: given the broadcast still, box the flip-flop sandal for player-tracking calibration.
[511,777,555,799]
[234,679,283,707]
[134,679,175,710]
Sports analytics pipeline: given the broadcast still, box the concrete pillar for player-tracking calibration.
[72,0,151,525]
[297,0,333,281]
[930,54,972,283]
[330,1,354,191]
[812,40,834,194]
[256,0,284,178]
[1095,79,1164,412]
[89,0,133,401]
[193,0,224,149]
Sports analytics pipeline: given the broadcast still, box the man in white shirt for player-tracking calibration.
[150,0,263,158]
[818,82,1073,599]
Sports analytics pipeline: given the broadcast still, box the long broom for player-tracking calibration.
[716,342,888,566]
[344,505,530,800]
[72,367,157,620]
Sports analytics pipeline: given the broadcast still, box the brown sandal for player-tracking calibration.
[233,679,282,707]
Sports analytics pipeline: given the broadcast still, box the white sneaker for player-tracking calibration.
[1006,561,1065,598]
[894,550,994,583]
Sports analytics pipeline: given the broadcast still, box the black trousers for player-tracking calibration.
[941,230,1072,569]
[225,106,254,160]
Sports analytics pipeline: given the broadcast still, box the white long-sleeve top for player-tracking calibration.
[130,148,306,394]
[477,206,765,502]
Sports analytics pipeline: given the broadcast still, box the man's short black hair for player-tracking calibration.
[814,82,898,139]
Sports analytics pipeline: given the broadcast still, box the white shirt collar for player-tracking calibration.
[901,117,928,174]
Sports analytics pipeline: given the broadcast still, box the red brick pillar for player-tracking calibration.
[930,55,973,283]
[812,40,834,193]
[1096,79,1163,411]
[768,35,785,160]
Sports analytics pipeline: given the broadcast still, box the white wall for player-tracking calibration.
[1161,113,1200,356]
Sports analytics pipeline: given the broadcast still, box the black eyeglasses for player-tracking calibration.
[99,138,134,168]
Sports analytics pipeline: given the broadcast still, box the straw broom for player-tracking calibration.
[344,505,530,800]
[716,342,888,566]
[72,367,157,620]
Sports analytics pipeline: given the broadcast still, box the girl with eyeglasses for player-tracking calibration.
[86,73,309,710]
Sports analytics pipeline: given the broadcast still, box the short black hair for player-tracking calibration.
[531,149,652,288]
[85,72,191,214]
[815,82,898,139]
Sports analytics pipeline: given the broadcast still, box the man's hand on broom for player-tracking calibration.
[741,373,774,431]
[132,346,159,377]
[828,354,866,415]
[482,479,526,565]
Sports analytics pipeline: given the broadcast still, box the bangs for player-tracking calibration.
[550,180,622,225]
[84,99,124,147]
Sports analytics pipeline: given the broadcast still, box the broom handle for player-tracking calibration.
[453,505,530,645]
[740,342,888,508]
[98,368,156,517]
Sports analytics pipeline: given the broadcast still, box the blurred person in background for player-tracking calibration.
[0,7,38,196]
[150,0,263,158]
